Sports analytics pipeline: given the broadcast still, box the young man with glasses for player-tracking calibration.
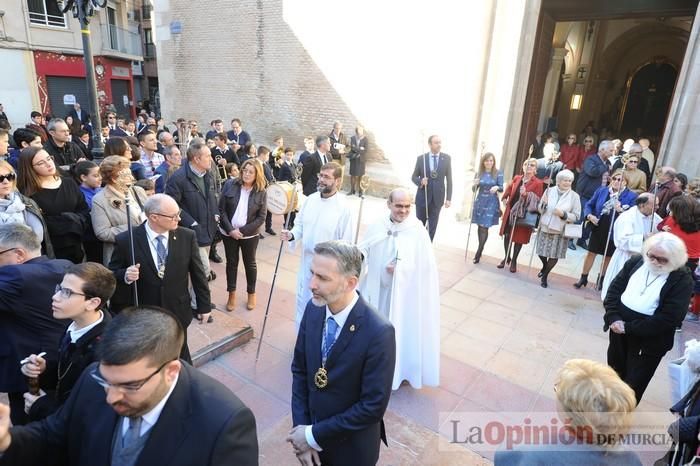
[20,262,116,422]
[108,194,211,363]
[0,306,258,465]
[0,224,73,426]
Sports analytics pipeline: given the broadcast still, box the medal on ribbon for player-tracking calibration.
[314,367,328,389]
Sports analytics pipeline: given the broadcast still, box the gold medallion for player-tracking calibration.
[314,367,328,389]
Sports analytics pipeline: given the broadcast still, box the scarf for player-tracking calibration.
[0,192,27,225]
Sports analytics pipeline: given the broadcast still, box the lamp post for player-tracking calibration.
[57,0,108,157]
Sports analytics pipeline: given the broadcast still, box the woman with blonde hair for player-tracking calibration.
[219,159,268,312]
[0,160,53,257]
[495,359,640,465]
[498,158,544,273]
[574,169,637,289]
[471,152,503,264]
[90,156,148,265]
[605,232,694,403]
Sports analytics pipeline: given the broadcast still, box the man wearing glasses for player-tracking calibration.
[43,118,85,169]
[20,262,116,422]
[0,307,259,465]
[0,224,73,426]
[109,194,211,364]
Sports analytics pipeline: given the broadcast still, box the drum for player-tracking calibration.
[266,181,298,215]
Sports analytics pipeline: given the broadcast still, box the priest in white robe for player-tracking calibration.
[601,193,661,299]
[281,162,354,327]
[359,188,440,390]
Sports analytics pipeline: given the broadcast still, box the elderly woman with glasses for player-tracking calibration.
[0,160,53,257]
[495,359,639,466]
[17,147,89,263]
[574,170,638,289]
[613,143,651,192]
[604,232,694,403]
[91,156,148,265]
[536,170,581,288]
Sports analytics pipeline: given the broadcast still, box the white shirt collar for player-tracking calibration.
[66,311,104,343]
[145,222,169,246]
[324,290,359,332]
[122,372,180,437]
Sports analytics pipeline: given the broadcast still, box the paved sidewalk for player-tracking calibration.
[197,193,698,465]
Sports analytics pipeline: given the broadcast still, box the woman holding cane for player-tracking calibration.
[471,152,503,264]
[498,158,543,272]
[535,170,580,288]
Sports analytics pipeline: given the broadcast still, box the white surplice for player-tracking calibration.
[359,215,440,390]
[600,206,661,299]
[289,192,354,327]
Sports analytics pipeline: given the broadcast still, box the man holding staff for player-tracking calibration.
[411,135,452,241]
[280,162,354,329]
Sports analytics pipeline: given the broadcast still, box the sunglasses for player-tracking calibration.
[627,160,638,164]
[646,252,669,265]
[611,177,622,181]
[0,173,16,183]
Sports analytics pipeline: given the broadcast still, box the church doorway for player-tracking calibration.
[515,0,697,172]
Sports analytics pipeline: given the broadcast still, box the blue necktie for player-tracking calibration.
[155,235,167,271]
[432,155,438,172]
[123,416,142,448]
[323,317,338,362]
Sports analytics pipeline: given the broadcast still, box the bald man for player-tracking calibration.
[358,188,440,390]
[108,194,211,363]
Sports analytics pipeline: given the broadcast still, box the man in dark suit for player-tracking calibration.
[289,240,396,466]
[0,224,72,425]
[328,121,349,165]
[411,135,453,241]
[68,103,90,126]
[301,135,331,196]
[109,194,211,364]
[106,111,128,137]
[0,306,259,465]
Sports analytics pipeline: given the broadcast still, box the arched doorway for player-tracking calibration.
[619,62,678,139]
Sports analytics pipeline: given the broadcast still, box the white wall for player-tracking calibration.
[0,49,39,130]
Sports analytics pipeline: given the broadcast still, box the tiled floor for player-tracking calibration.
[200,193,700,465]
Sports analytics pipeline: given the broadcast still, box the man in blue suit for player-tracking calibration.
[411,135,453,241]
[575,140,612,247]
[289,240,396,466]
[0,224,72,425]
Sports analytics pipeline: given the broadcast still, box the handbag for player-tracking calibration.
[564,223,582,239]
[515,211,539,229]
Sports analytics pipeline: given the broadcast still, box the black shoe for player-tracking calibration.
[540,276,548,288]
[259,233,265,239]
[206,315,214,323]
[509,262,517,273]
[208,271,216,281]
[497,259,506,269]
[568,239,576,251]
[358,192,364,198]
[576,238,587,249]
[573,274,588,289]
[595,275,604,291]
[349,190,356,195]
[265,228,277,236]
[209,250,223,263]
[537,269,544,278]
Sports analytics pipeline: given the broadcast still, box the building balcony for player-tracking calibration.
[101,24,142,59]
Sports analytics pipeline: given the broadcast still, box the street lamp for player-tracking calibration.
[57,0,107,157]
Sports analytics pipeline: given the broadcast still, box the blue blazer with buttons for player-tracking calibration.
[291,294,396,466]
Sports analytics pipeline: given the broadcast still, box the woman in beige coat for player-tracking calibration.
[91,156,148,265]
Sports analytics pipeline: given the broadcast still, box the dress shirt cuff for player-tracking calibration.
[305,425,322,452]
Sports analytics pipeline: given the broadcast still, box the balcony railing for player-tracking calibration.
[101,24,142,57]
[144,43,156,58]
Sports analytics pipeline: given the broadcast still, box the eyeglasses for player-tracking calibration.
[627,160,638,164]
[0,173,16,183]
[152,210,181,221]
[611,177,622,181]
[54,284,91,300]
[646,252,669,265]
[33,155,54,168]
[0,247,16,256]
[90,359,174,392]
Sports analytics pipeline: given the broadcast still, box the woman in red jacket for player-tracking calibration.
[658,195,700,319]
[498,158,545,273]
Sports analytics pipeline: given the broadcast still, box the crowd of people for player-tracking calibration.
[0,102,699,464]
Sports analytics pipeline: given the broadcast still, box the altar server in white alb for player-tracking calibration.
[280,161,354,328]
[359,188,440,390]
[601,193,661,299]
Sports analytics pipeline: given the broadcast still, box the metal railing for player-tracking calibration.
[144,42,156,58]
[29,11,66,28]
[101,24,142,57]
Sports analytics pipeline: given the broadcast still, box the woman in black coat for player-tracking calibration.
[219,159,267,312]
[604,232,694,403]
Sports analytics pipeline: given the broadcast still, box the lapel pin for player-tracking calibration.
[349,324,356,332]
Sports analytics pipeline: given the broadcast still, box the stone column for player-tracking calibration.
[657,3,700,177]
[538,47,568,131]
